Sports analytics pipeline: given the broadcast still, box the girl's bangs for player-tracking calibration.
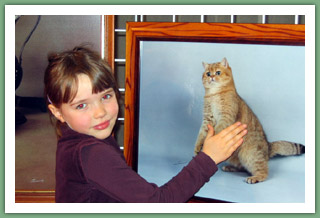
[61,76,80,104]
[91,69,114,94]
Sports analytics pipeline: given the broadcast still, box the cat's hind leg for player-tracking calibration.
[245,163,268,184]
[237,138,269,184]
[240,153,269,184]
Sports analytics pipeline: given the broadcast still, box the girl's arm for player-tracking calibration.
[81,122,246,202]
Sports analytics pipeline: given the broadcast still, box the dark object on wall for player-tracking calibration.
[15,15,44,126]
[15,56,23,90]
[15,53,27,125]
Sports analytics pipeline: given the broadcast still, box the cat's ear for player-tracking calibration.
[202,62,208,69]
[221,57,229,68]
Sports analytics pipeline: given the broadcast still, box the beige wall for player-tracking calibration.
[15,15,101,97]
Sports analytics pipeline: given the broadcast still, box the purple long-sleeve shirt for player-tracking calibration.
[55,125,218,203]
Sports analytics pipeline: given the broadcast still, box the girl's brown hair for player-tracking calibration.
[44,46,120,138]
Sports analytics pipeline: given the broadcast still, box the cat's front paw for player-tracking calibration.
[194,143,203,156]
[194,147,202,156]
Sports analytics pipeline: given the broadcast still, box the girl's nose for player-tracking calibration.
[94,103,107,119]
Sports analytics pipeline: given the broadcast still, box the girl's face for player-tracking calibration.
[49,74,119,140]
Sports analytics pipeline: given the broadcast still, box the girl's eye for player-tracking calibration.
[102,94,112,100]
[76,103,87,110]
[216,71,221,76]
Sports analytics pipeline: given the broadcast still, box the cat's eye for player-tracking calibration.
[206,72,211,77]
[216,71,221,76]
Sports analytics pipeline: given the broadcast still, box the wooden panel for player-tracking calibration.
[104,15,115,71]
[124,21,139,170]
[125,22,305,45]
[123,22,305,169]
[15,190,55,203]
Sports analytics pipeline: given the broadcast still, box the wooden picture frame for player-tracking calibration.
[123,22,305,203]
[124,22,305,170]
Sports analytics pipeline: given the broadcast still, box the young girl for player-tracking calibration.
[44,46,247,203]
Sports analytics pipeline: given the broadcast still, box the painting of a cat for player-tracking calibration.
[194,58,305,184]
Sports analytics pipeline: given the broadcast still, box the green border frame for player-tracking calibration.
[2,0,318,217]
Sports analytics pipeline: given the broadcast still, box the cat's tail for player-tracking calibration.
[269,141,305,158]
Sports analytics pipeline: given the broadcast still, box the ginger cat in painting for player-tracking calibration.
[194,58,305,184]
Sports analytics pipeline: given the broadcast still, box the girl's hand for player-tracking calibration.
[201,122,247,164]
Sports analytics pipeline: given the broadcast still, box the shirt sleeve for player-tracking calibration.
[80,143,218,203]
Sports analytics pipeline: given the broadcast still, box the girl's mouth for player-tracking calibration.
[93,120,110,130]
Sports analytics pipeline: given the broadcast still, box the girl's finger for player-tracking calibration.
[226,128,247,147]
[205,124,215,140]
[228,124,247,140]
[219,122,242,137]
[222,124,247,141]
[229,138,244,154]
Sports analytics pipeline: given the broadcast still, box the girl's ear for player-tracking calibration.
[48,104,65,123]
